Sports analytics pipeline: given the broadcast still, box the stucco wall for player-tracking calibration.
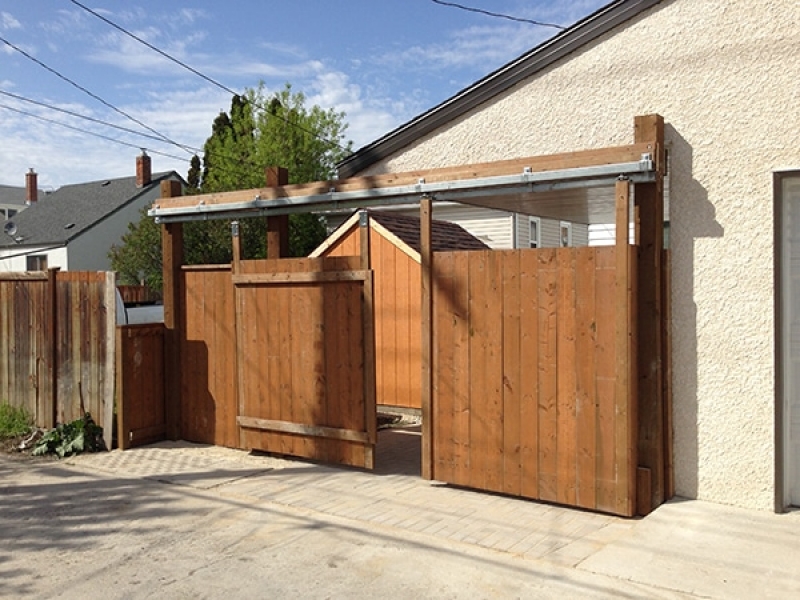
[360,0,800,510]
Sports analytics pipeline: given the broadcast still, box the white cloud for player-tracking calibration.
[1,12,21,30]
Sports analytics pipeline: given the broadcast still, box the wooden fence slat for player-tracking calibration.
[575,248,598,510]
[432,252,455,482]
[556,248,578,507]
[468,251,489,492]
[537,249,558,502]
[484,250,504,494]
[502,250,522,497]
[519,251,540,499]
[451,251,471,487]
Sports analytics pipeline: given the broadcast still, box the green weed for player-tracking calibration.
[0,404,32,438]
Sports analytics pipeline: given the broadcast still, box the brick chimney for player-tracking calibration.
[136,150,152,188]
[25,168,38,204]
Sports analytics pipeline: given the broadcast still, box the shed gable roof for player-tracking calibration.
[337,0,663,178]
[0,171,180,247]
[312,209,489,259]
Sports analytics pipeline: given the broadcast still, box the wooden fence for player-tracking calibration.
[116,324,166,449]
[0,270,116,448]
[430,247,637,516]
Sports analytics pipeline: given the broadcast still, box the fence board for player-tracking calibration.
[431,247,636,516]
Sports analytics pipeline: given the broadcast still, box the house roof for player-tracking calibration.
[0,184,34,207]
[337,0,663,179]
[311,209,489,260]
[0,172,180,248]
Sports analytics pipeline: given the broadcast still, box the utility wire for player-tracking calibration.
[0,103,188,162]
[430,0,566,30]
[68,0,350,154]
[0,89,202,153]
[0,34,195,155]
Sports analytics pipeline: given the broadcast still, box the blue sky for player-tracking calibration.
[0,1,607,189]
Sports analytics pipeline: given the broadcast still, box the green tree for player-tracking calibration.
[110,84,353,288]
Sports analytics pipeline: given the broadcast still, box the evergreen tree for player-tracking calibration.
[110,83,353,288]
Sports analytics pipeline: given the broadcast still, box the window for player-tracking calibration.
[26,255,47,271]
[529,217,541,248]
[560,221,572,247]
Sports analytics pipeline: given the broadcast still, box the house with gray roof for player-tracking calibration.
[0,153,183,273]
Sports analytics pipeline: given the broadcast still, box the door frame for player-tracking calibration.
[774,170,800,511]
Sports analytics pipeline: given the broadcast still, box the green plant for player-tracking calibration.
[33,413,105,458]
[0,403,32,438]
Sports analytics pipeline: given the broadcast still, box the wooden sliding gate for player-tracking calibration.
[430,246,637,516]
[233,256,377,469]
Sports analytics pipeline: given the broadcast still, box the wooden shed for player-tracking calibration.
[311,210,488,411]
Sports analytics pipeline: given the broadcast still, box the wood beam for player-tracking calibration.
[420,196,433,480]
[634,114,667,513]
[266,166,290,257]
[161,179,184,440]
[157,143,654,211]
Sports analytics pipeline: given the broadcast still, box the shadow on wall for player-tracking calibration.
[666,124,724,499]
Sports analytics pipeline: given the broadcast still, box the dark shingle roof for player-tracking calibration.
[0,172,178,247]
[367,210,489,254]
[0,185,32,207]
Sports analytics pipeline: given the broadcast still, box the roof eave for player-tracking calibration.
[337,0,663,179]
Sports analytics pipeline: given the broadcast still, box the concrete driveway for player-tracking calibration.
[1,432,799,599]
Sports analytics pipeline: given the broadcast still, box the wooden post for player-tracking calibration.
[266,167,290,258]
[161,179,184,440]
[44,266,60,429]
[420,196,433,480]
[634,114,666,513]
[360,211,377,468]
[615,177,636,516]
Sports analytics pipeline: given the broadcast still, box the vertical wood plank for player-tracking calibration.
[467,251,489,491]
[102,271,115,449]
[502,250,522,496]
[361,218,376,467]
[266,166,290,258]
[519,250,540,499]
[575,248,597,510]
[537,248,558,502]
[432,252,454,482]
[556,248,577,506]
[420,196,433,480]
[451,251,471,486]
[595,248,617,512]
[615,177,635,516]
[484,250,504,493]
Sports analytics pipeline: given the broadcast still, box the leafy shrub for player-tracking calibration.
[33,413,106,458]
[0,404,32,438]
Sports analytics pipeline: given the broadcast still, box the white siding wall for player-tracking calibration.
[68,184,165,271]
[0,245,68,272]
[357,0,799,510]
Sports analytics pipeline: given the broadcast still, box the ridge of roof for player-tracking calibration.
[337,0,663,179]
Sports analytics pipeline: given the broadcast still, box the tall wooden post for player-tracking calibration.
[420,196,433,480]
[44,266,60,430]
[633,114,667,513]
[266,166,290,258]
[161,179,184,440]
[360,211,377,468]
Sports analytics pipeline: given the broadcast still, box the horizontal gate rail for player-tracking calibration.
[237,416,370,444]
[232,270,370,285]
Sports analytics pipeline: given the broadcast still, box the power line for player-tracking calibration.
[68,0,350,154]
[0,89,202,153]
[0,33,195,155]
[0,103,188,162]
[430,0,566,30]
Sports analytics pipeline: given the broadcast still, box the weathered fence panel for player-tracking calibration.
[432,247,637,516]
[116,323,166,449]
[0,273,50,425]
[0,270,115,448]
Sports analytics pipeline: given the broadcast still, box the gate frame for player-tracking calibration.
[155,113,670,516]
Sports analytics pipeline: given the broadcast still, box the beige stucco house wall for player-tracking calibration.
[356,0,798,510]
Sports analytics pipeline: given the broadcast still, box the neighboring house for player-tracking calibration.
[0,153,183,272]
[311,210,489,411]
[0,170,40,221]
[335,0,800,512]
[324,203,588,250]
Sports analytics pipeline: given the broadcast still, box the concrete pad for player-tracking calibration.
[580,499,800,598]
